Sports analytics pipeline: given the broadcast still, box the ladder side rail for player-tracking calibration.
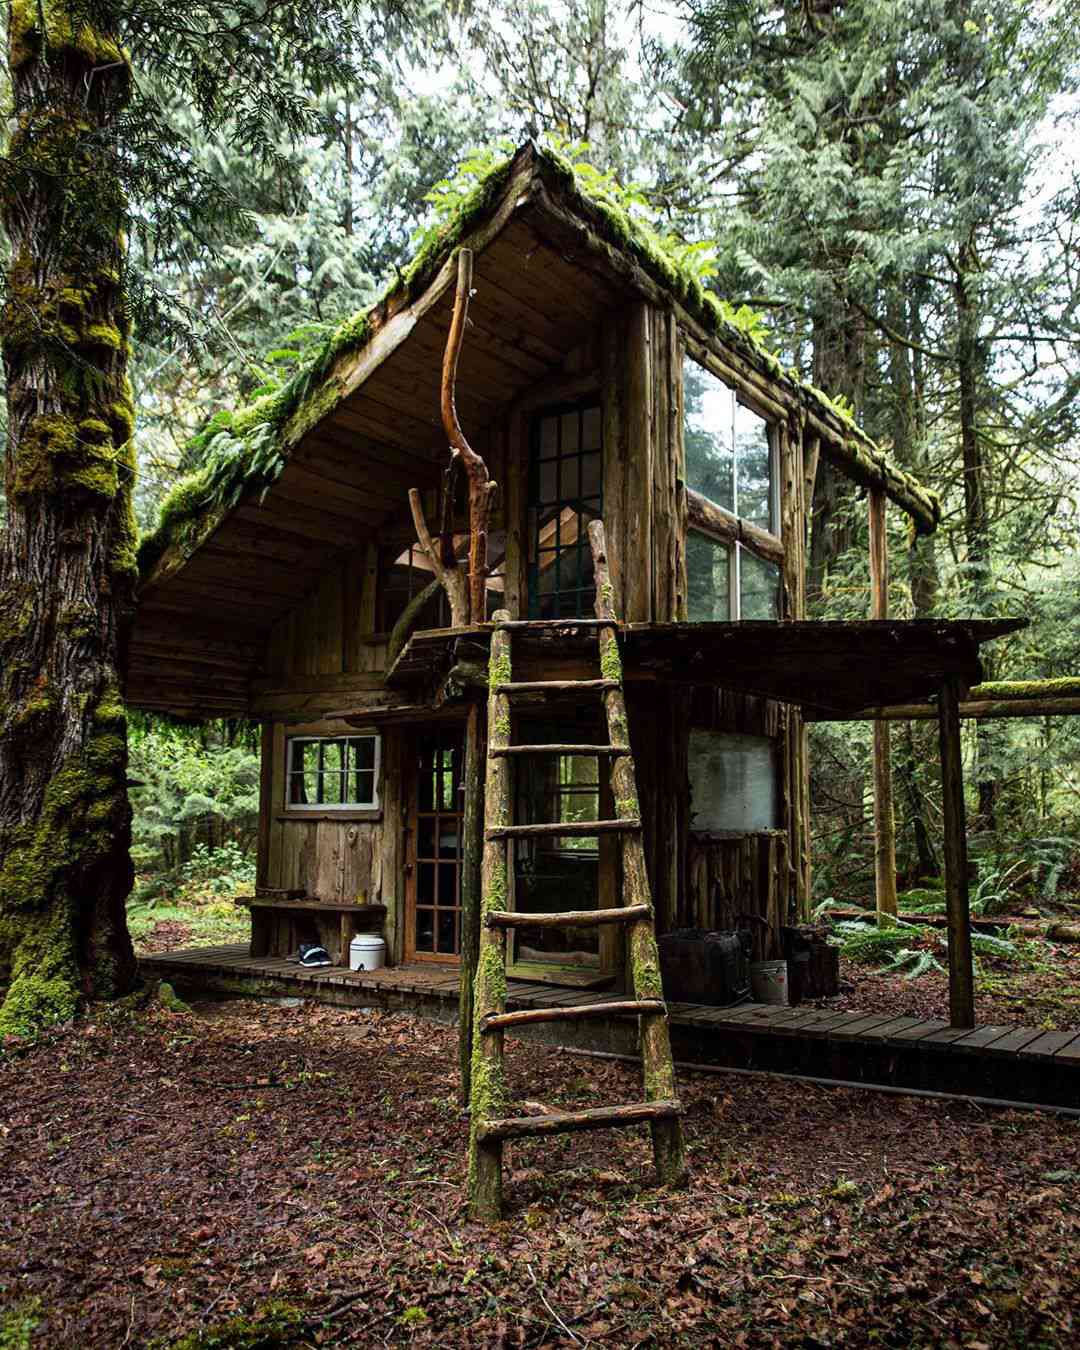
[588,521,688,1188]
[468,609,514,1220]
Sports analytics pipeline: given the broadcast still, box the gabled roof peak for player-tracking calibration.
[138,140,939,590]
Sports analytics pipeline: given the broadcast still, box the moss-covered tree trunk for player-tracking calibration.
[0,2,138,1034]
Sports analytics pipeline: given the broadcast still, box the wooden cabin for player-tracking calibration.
[130,142,1009,992]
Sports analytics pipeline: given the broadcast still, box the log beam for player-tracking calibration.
[686,489,785,567]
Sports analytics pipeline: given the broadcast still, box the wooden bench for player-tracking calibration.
[236,895,387,966]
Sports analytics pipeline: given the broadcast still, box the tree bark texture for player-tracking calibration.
[938,677,975,1029]
[954,246,999,830]
[807,305,865,608]
[0,3,138,1033]
[868,489,898,924]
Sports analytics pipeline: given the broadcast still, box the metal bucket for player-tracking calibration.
[750,959,788,1006]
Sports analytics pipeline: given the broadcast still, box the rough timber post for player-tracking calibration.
[468,613,512,1219]
[938,675,975,1028]
[869,488,898,924]
[458,700,485,1104]
[588,521,687,1189]
[780,415,811,919]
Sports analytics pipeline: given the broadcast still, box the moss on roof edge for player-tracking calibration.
[970,677,1080,700]
[137,142,940,585]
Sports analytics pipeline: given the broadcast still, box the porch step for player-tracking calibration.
[475,1099,682,1143]
[491,743,630,757]
[496,679,619,696]
[486,817,640,840]
[481,998,666,1032]
[485,904,651,929]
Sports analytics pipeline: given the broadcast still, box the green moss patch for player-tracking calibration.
[970,677,1080,700]
[156,1300,305,1349]
[9,0,127,72]
[0,1296,43,1350]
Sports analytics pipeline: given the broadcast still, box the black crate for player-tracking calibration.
[658,928,752,1007]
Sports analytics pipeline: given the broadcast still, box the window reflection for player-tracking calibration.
[528,402,603,619]
[684,358,779,620]
[684,358,773,530]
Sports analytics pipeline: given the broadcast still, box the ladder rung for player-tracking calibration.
[485,904,651,929]
[496,679,619,696]
[491,743,630,757]
[486,818,640,840]
[476,1100,682,1143]
[482,999,666,1032]
[494,618,620,631]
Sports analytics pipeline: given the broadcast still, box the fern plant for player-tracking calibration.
[876,948,946,980]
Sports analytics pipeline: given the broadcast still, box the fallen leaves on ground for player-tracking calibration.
[0,998,1078,1347]
[813,938,1080,1030]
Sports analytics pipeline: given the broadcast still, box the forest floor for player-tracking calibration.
[129,903,249,956]
[817,938,1080,1030]
[1,998,1078,1348]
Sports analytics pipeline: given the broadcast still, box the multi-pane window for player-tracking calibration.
[382,533,508,633]
[287,735,380,809]
[686,531,731,623]
[381,544,451,633]
[683,358,780,619]
[528,402,603,619]
[413,732,462,957]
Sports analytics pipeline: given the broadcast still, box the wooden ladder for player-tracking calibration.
[467,524,686,1219]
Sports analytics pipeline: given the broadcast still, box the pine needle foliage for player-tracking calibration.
[1,2,428,352]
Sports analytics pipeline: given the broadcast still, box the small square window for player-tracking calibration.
[287,734,380,810]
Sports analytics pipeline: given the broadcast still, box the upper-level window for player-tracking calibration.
[684,360,775,532]
[287,734,380,810]
[683,357,780,619]
[528,401,603,619]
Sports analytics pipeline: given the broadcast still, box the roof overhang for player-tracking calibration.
[379,618,1026,719]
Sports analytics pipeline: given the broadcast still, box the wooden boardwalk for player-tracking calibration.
[141,944,1080,1110]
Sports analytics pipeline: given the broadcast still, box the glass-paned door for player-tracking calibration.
[528,401,603,618]
[511,719,604,972]
[407,729,463,961]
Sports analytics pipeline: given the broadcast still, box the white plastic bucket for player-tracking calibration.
[349,934,386,972]
[750,959,788,1006]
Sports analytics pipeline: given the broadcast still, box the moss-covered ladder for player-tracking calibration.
[467,522,686,1219]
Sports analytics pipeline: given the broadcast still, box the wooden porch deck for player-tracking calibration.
[140,944,1080,1111]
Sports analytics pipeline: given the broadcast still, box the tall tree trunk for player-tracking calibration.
[0,3,138,1034]
[887,288,938,880]
[954,239,997,828]
[807,304,865,608]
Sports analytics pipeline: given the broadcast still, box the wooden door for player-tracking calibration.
[405,728,464,962]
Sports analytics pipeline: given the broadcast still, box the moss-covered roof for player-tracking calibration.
[137,141,940,582]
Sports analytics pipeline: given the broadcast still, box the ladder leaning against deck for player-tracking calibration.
[467,521,687,1220]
